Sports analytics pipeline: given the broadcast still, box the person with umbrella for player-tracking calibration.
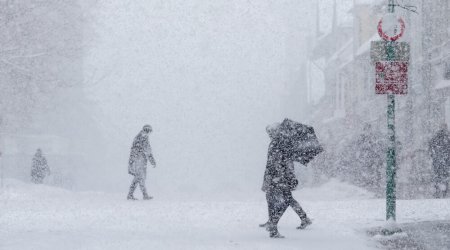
[262,119,323,238]
[260,124,311,232]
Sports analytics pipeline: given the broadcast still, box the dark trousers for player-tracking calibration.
[267,187,307,227]
[128,174,149,198]
[434,178,449,198]
[433,168,449,198]
[31,174,44,184]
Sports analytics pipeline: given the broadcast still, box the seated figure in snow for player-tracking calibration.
[31,148,50,184]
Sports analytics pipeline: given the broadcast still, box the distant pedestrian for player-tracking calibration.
[429,123,450,198]
[31,149,50,184]
[261,124,312,238]
[127,125,156,200]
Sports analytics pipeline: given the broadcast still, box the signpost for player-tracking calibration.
[370,0,410,232]
[370,41,410,63]
[375,61,408,94]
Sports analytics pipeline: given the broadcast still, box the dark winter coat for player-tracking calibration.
[128,131,155,176]
[262,137,298,191]
[429,129,450,178]
[31,154,50,183]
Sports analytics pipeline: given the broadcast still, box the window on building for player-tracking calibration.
[445,98,450,126]
[445,62,450,80]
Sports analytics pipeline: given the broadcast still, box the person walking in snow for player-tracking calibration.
[261,124,312,238]
[429,123,450,198]
[127,124,156,200]
[260,125,311,231]
[31,149,50,184]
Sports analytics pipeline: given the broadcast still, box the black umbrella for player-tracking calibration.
[276,118,323,165]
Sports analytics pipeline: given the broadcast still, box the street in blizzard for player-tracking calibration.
[0,0,449,249]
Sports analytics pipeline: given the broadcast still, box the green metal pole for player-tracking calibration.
[386,93,396,221]
[386,0,396,222]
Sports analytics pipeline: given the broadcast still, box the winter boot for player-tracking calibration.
[127,195,137,200]
[270,231,285,238]
[259,221,269,228]
[143,195,153,200]
[297,217,312,230]
[267,223,284,238]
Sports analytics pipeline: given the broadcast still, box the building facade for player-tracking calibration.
[307,0,450,198]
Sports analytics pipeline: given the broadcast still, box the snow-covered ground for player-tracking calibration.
[1,179,450,250]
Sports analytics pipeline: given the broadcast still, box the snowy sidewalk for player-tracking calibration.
[1,180,450,250]
[369,220,450,250]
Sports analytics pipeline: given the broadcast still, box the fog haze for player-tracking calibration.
[79,0,314,198]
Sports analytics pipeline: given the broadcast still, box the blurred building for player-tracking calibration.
[0,1,97,189]
[307,0,450,198]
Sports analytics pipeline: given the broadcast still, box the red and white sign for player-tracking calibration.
[377,17,405,41]
[375,61,408,94]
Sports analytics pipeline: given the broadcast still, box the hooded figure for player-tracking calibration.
[429,123,450,198]
[261,123,312,238]
[31,149,50,184]
[127,124,156,200]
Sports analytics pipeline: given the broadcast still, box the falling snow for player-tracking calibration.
[0,0,449,249]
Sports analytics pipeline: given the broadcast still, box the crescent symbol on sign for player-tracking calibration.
[377,17,405,42]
